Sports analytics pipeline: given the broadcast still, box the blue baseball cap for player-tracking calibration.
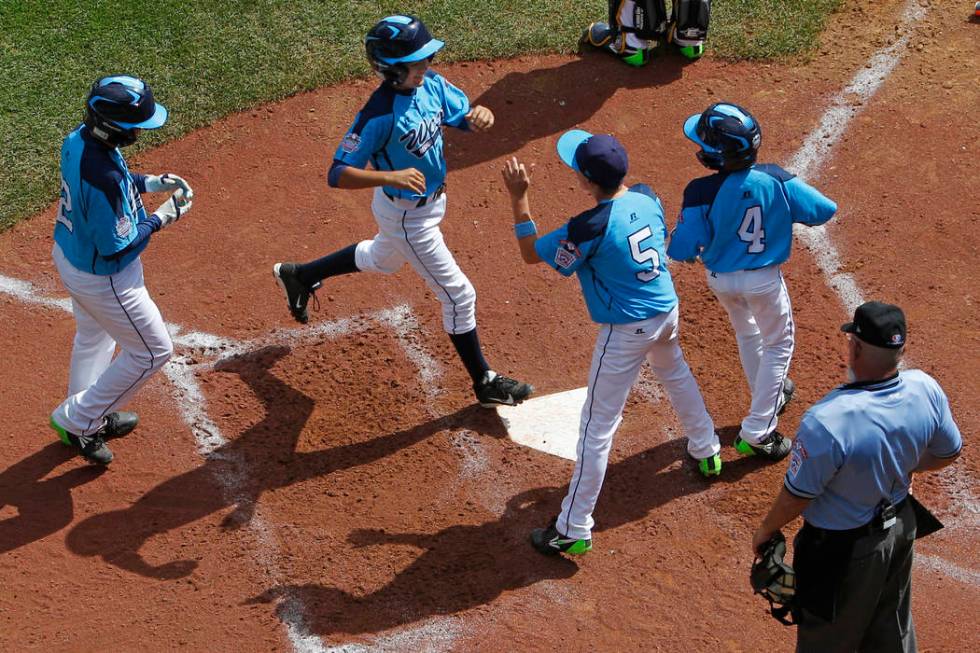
[556,129,628,188]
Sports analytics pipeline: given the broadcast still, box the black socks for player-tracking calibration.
[449,328,491,385]
[297,243,359,287]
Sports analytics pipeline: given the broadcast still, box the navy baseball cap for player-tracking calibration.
[841,301,907,349]
[556,129,628,188]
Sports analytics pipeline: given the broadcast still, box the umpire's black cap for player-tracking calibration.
[841,301,906,349]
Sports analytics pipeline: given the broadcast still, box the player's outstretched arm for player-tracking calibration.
[333,164,426,195]
[502,157,542,265]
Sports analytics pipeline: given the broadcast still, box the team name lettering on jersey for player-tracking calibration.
[399,110,444,158]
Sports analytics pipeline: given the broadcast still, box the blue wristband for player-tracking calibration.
[514,220,537,239]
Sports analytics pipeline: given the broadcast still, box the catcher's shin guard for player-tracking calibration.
[670,0,711,59]
[580,21,651,67]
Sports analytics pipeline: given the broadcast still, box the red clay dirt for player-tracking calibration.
[1,0,977,650]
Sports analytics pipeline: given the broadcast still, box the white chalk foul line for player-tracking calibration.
[1,272,455,652]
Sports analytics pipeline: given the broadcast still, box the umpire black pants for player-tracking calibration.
[793,499,917,653]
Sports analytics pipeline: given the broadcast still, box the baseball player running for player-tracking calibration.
[273,15,532,408]
[502,130,720,557]
[667,102,837,462]
[581,1,712,66]
[50,75,194,465]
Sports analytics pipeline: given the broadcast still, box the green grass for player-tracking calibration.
[0,0,842,231]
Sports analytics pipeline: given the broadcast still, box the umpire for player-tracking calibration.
[752,301,962,652]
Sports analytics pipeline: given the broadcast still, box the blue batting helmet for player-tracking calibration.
[84,75,168,147]
[365,15,444,85]
[684,102,761,171]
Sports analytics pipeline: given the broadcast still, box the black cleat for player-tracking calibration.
[474,371,533,408]
[273,262,319,324]
[50,417,113,465]
[530,518,592,556]
[104,411,139,439]
[735,431,793,462]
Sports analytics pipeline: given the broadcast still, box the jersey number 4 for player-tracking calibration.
[738,206,765,253]
[628,226,661,282]
[56,177,73,233]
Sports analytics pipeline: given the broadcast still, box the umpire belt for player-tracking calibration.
[806,497,910,542]
[383,185,445,210]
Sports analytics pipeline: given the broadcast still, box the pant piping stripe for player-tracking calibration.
[563,326,613,537]
[401,210,459,333]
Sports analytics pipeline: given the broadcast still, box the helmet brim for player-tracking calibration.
[378,38,445,64]
[114,102,168,130]
[556,129,592,173]
[683,113,719,153]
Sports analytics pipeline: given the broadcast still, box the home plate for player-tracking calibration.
[496,387,586,461]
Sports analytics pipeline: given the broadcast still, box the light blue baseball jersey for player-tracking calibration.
[328,70,469,199]
[534,184,678,324]
[54,126,150,275]
[785,370,962,530]
[667,164,837,273]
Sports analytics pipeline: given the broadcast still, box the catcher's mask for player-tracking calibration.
[365,15,444,87]
[750,530,797,625]
[84,75,167,148]
[683,102,761,171]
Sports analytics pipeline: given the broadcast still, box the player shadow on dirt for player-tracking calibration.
[250,429,769,638]
[64,344,503,580]
[446,50,690,171]
[0,443,106,555]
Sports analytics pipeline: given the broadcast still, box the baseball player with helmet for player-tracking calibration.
[50,75,194,465]
[273,14,533,408]
[501,130,720,557]
[581,1,712,66]
[667,102,837,462]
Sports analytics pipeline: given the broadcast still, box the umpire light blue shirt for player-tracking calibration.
[329,70,469,199]
[785,370,962,530]
[667,164,837,273]
[534,184,678,324]
[54,126,149,275]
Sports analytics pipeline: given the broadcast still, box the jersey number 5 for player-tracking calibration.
[628,226,661,282]
[56,177,73,233]
[738,205,765,253]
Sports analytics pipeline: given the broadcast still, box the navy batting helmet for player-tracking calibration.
[84,75,168,148]
[684,102,761,171]
[365,15,444,86]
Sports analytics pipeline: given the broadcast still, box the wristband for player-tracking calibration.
[514,220,537,239]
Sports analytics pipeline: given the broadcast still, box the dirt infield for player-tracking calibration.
[1,1,977,650]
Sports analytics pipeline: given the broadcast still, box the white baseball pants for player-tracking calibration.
[557,306,718,540]
[355,189,476,334]
[706,265,794,445]
[52,243,173,436]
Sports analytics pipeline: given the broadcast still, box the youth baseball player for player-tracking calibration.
[50,75,194,465]
[581,1,712,66]
[667,102,837,462]
[502,130,720,556]
[273,15,532,408]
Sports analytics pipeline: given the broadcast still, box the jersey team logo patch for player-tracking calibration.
[115,215,132,239]
[555,240,580,269]
[340,133,362,154]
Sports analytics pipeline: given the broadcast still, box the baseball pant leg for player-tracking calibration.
[645,305,718,459]
[67,297,117,395]
[707,270,764,389]
[739,267,794,443]
[557,323,649,539]
[52,248,173,436]
[859,502,917,653]
[354,229,407,275]
[372,192,477,335]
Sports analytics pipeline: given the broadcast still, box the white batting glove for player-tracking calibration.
[152,188,193,229]
[145,173,193,198]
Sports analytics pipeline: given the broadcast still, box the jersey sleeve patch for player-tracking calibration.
[554,240,580,269]
[340,133,361,154]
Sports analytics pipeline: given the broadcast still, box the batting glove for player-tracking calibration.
[152,189,193,229]
[145,173,193,198]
